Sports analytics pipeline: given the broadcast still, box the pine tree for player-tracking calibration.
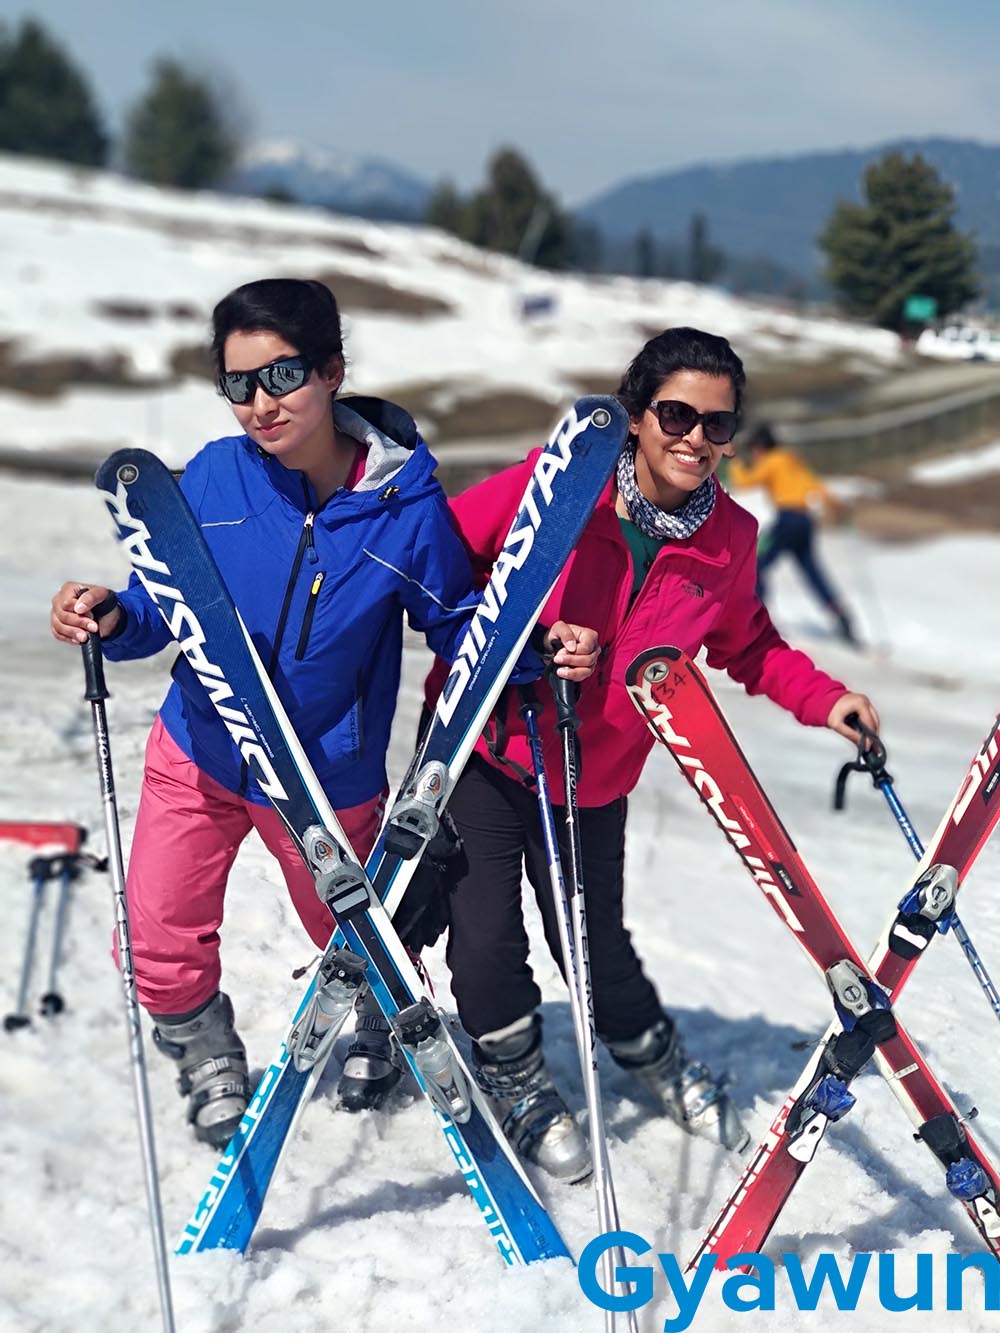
[124,59,238,190]
[0,19,107,166]
[463,148,574,270]
[425,179,465,235]
[635,228,656,278]
[687,213,725,285]
[424,149,596,273]
[819,151,979,330]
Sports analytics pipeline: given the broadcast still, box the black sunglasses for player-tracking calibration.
[219,355,313,405]
[648,399,739,446]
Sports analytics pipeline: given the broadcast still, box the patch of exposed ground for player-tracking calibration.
[378,381,557,442]
[0,340,142,397]
[855,471,1000,541]
[311,271,452,318]
[92,299,200,323]
[842,422,1000,539]
[0,188,384,257]
[568,370,621,398]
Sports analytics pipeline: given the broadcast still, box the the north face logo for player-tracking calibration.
[681,580,704,598]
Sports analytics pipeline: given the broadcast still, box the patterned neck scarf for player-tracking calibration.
[615,441,717,540]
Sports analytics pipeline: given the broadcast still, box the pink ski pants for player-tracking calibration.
[123,717,385,1015]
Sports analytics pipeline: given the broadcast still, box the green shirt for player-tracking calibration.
[618,515,666,603]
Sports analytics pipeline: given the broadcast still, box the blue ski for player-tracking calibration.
[95,396,626,1263]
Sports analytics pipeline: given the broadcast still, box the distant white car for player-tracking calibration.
[915,324,1000,362]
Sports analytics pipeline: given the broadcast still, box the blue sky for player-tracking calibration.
[4,0,999,203]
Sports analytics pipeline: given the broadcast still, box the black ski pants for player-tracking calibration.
[757,509,841,610]
[444,756,664,1043]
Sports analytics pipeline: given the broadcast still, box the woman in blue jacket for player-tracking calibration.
[51,278,594,1146]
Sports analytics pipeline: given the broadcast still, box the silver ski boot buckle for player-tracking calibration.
[825,959,894,1041]
[384,761,449,859]
[391,997,472,1123]
[901,864,959,929]
[288,947,368,1072]
[304,825,370,918]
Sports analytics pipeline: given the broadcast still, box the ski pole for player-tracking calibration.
[82,635,176,1333]
[4,857,49,1031]
[39,854,78,1018]
[841,516,892,657]
[520,679,635,1333]
[551,674,638,1333]
[834,714,1000,1023]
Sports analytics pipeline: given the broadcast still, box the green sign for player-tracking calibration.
[903,294,938,322]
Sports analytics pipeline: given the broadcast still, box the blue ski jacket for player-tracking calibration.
[102,397,493,807]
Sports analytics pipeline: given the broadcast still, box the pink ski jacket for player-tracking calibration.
[425,452,846,807]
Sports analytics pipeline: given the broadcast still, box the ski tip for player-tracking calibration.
[544,395,629,453]
[570,394,630,434]
[94,447,167,491]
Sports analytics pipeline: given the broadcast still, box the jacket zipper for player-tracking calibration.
[354,669,365,757]
[268,512,316,675]
[294,570,326,660]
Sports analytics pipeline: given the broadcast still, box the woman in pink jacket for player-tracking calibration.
[423,327,879,1182]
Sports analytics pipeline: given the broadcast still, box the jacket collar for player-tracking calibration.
[246,395,433,513]
[593,475,733,565]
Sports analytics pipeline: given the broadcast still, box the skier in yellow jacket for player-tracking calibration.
[729,423,858,645]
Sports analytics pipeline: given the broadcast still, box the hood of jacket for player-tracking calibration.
[233,394,441,516]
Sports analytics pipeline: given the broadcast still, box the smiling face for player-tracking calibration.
[628,369,737,512]
[223,329,343,470]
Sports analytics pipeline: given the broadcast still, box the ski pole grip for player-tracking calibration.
[82,634,110,703]
[853,716,890,783]
[833,711,891,811]
[549,673,581,733]
[543,635,580,731]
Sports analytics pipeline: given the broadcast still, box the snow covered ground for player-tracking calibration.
[2,468,1000,1333]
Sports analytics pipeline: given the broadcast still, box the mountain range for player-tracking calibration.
[577,137,1000,283]
[229,140,431,221]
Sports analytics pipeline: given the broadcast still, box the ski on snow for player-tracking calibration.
[625,646,1000,1266]
[95,396,627,1264]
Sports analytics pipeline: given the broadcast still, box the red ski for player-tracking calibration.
[625,646,1000,1266]
[0,821,84,852]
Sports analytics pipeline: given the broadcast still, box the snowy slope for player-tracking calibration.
[0,153,901,468]
[2,470,1000,1333]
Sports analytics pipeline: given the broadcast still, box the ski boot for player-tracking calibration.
[472,1013,591,1183]
[336,989,403,1112]
[152,990,250,1149]
[607,1016,749,1152]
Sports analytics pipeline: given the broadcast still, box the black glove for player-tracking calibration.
[392,810,467,952]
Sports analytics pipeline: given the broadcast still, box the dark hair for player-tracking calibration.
[211,278,344,375]
[745,422,777,450]
[616,327,746,422]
